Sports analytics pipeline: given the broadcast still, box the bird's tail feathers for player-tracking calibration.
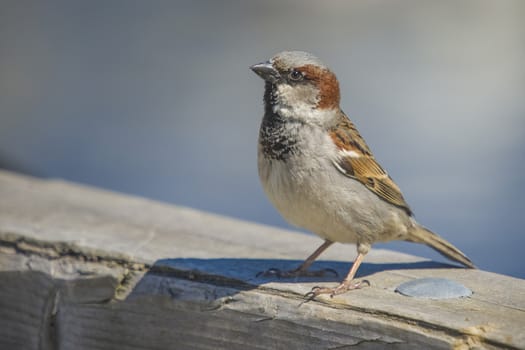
[407,224,475,269]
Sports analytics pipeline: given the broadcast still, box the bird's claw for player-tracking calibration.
[303,279,371,300]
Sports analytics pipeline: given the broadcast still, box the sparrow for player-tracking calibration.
[250,51,475,298]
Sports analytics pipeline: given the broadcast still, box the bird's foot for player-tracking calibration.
[256,267,338,279]
[304,279,370,300]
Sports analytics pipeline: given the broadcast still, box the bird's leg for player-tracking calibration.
[257,240,337,278]
[305,251,369,298]
[287,240,336,276]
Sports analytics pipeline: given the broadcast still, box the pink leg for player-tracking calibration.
[258,240,336,278]
[306,251,369,298]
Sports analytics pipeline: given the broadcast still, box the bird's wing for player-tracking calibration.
[329,112,412,215]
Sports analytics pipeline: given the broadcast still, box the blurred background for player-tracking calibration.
[1,1,524,278]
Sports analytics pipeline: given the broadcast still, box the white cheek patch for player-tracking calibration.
[276,84,319,111]
[271,83,340,126]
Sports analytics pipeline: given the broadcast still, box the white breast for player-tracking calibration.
[257,124,410,244]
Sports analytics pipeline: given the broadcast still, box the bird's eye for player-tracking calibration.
[289,70,303,81]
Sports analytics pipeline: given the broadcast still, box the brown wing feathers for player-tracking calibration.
[330,114,413,215]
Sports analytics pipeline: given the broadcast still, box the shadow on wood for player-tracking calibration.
[1,170,524,349]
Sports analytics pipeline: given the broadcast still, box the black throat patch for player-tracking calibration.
[259,83,299,160]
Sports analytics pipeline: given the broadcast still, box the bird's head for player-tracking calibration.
[251,51,340,123]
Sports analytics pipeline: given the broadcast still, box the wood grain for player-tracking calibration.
[0,170,523,349]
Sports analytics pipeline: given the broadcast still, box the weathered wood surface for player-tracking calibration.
[0,170,523,350]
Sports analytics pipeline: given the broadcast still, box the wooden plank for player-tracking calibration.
[0,170,524,349]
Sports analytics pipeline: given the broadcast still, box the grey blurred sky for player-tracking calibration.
[1,0,524,278]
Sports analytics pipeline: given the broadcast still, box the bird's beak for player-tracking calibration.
[250,61,280,83]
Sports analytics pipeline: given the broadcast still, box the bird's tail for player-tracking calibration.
[407,224,475,269]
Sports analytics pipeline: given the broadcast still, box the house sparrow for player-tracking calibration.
[250,51,475,298]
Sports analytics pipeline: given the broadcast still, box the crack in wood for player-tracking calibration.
[1,232,521,350]
[0,233,149,272]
